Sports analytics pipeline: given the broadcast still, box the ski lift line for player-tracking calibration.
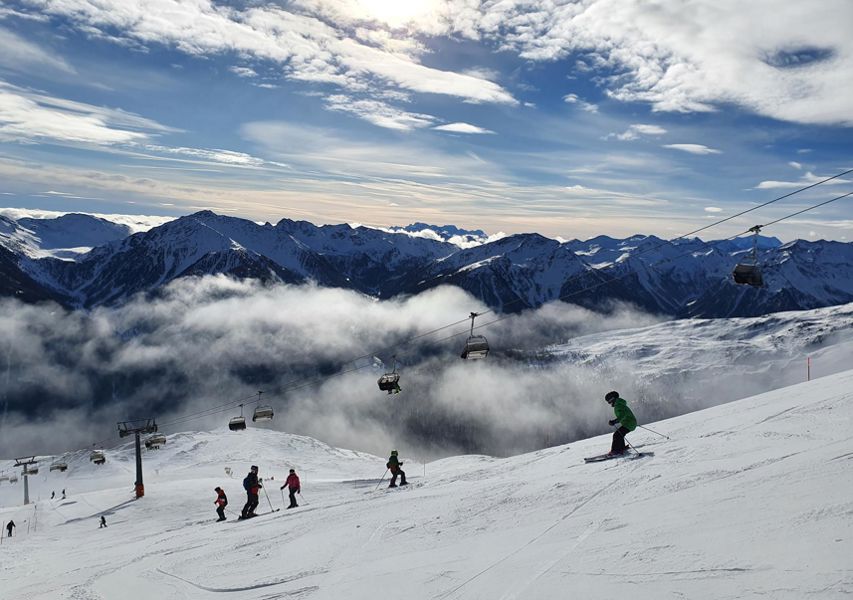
[757,190,853,230]
[78,180,853,447]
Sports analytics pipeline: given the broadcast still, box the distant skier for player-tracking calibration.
[386,450,407,488]
[605,391,637,455]
[99,516,107,528]
[280,469,300,509]
[51,491,55,500]
[214,487,228,521]
[241,465,262,518]
[6,520,14,537]
[61,489,66,499]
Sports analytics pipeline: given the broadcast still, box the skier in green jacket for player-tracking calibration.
[605,391,637,455]
[386,450,408,488]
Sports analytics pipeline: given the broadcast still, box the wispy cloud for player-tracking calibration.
[755,171,851,190]
[563,93,598,113]
[433,122,495,135]
[0,26,74,74]
[610,123,667,141]
[0,81,170,145]
[663,143,722,155]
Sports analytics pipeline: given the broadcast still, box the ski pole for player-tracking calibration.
[374,468,389,491]
[638,424,670,440]
[261,482,275,512]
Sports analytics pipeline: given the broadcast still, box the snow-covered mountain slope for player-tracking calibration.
[2,209,852,317]
[2,370,852,599]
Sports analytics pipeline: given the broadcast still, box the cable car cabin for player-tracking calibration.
[461,335,490,360]
[252,406,274,422]
[732,263,763,287]
[145,434,167,449]
[377,372,401,394]
[229,416,247,431]
[50,462,68,472]
[90,451,106,465]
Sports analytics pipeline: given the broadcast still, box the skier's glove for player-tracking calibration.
[609,419,619,426]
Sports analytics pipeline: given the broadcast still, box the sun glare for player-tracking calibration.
[357,0,436,27]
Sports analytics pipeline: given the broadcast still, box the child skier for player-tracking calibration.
[280,469,300,509]
[386,450,407,488]
[214,487,228,521]
[605,391,637,455]
[241,466,261,518]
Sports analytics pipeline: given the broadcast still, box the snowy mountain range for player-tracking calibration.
[1,209,852,317]
[2,369,852,599]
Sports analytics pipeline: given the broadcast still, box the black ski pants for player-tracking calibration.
[389,467,407,486]
[288,487,298,508]
[611,426,630,454]
[216,505,226,520]
[242,492,259,517]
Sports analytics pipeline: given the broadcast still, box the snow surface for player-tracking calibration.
[2,370,852,599]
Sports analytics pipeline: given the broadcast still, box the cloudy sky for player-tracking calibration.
[0,0,851,240]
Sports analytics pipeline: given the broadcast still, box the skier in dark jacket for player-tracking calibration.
[386,450,407,488]
[214,487,228,521]
[606,390,637,455]
[281,469,300,509]
[241,465,261,518]
[6,520,14,537]
[99,515,107,528]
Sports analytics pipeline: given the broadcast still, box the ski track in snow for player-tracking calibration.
[2,371,853,599]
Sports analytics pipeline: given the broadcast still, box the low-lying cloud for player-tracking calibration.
[1,276,850,460]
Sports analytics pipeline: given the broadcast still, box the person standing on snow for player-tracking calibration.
[99,516,107,528]
[51,491,55,500]
[61,489,66,499]
[280,469,300,509]
[6,520,14,537]
[605,391,637,455]
[241,466,262,518]
[386,450,407,488]
[214,487,228,521]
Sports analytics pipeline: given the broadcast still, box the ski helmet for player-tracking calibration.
[251,465,258,471]
[391,450,398,456]
[605,391,619,402]
[289,469,295,473]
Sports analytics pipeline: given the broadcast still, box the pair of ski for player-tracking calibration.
[236,508,281,520]
[583,451,654,463]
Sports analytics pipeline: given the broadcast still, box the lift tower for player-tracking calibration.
[117,419,158,498]
[14,457,38,505]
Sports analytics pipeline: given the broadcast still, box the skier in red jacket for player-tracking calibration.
[214,487,228,521]
[281,469,301,509]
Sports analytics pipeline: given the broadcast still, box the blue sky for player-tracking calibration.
[0,0,851,241]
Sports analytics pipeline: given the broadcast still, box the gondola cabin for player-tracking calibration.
[732,263,763,287]
[252,406,274,422]
[228,416,247,431]
[461,335,490,360]
[377,372,401,394]
[90,451,106,465]
[145,434,167,449]
[50,462,68,472]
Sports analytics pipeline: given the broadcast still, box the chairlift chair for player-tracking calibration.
[229,404,247,431]
[252,406,274,422]
[377,356,401,394]
[0,475,9,482]
[90,450,106,465]
[732,225,765,288]
[461,312,490,360]
[26,466,39,476]
[50,462,69,472]
[145,434,167,449]
[9,475,18,483]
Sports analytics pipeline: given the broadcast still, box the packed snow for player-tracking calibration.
[2,370,852,599]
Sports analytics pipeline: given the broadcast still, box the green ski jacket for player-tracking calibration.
[613,398,637,431]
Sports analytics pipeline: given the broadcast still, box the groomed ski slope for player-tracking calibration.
[2,370,852,599]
